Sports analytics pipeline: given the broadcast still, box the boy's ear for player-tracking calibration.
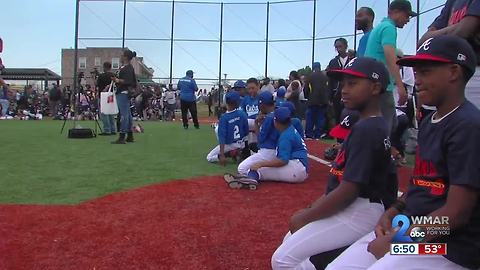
[448,64,465,84]
[372,81,382,96]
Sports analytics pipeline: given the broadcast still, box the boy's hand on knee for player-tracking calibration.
[375,208,397,237]
[368,227,398,259]
[289,209,310,234]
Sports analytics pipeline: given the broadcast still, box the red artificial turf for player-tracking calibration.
[0,140,411,270]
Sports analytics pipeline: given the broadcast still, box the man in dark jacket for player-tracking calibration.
[304,62,329,139]
[326,38,354,124]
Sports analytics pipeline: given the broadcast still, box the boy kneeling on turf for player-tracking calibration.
[326,36,480,270]
[271,57,395,269]
[206,91,249,165]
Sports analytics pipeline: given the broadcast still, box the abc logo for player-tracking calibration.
[410,227,425,242]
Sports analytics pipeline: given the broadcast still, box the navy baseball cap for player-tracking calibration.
[313,62,321,70]
[225,91,241,104]
[258,91,274,105]
[274,107,291,124]
[329,109,360,139]
[233,80,246,89]
[281,101,296,114]
[327,57,390,92]
[389,0,417,17]
[276,86,287,98]
[397,35,477,79]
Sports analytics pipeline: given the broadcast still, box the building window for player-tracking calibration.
[112,58,120,69]
[79,57,87,69]
[94,57,101,67]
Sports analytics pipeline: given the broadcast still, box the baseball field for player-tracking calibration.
[0,115,412,269]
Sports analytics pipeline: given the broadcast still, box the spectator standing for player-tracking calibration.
[364,0,415,133]
[260,77,275,94]
[178,70,199,129]
[48,84,62,119]
[419,0,480,109]
[304,62,329,139]
[326,38,354,124]
[207,92,213,116]
[112,49,137,144]
[355,7,375,57]
[0,78,8,117]
[96,61,116,136]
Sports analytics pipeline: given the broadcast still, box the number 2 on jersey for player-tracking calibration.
[233,125,240,139]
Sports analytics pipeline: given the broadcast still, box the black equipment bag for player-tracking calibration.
[68,128,96,139]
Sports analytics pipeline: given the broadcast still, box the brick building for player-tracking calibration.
[61,47,154,88]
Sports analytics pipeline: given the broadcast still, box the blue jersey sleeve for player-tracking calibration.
[192,79,198,92]
[218,116,228,145]
[240,113,249,139]
[259,116,274,144]
[276,133,292,164]
[292,118,305,138]
[240,98,246,113]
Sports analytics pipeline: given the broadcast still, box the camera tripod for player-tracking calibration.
[60,86,103,135]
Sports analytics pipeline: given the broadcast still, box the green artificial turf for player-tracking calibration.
[0,119,236,205]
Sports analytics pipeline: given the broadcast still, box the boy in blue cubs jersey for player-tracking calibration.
[241,78,260,119]
[240,78,261,154]
[246,107,308,183]
[207,91,249,165]
[328,35,480,270]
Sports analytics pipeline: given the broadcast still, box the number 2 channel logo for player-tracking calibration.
[392,215,425,243]
[392,215,412,242]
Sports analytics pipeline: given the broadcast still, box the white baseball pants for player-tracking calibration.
[238,149,277,176]
[206,141,245,162]
[247,118,258,144]
[326,231,469,270]
[258,159,308,183]
[272,198,384,270]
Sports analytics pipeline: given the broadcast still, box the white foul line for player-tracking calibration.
[307,154,332,167]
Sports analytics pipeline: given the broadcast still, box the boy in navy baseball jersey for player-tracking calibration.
[237,107,308,186]
[272,57,394,269]
[328,36,480,270]
[207,91,249,165]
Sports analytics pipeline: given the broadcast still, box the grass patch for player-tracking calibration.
[0,119,235,205]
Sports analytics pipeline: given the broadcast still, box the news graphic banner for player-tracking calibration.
[390,214,450,256]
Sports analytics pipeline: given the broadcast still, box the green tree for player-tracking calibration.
[297,66,312,77]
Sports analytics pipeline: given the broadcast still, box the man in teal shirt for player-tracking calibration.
[364,0,416,133]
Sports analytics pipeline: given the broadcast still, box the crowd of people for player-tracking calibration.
[205,1,480,270]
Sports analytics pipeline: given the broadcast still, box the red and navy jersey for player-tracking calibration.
[404,101,480,269]
[431,0,480,64]
[326,117,393,204]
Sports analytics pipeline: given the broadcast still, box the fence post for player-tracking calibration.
[354,0,358,51]
[169,0,175,84]
[218,2,224,109]
[122,0,127,49]
[265,2,270,78]
[312,0,317,66]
